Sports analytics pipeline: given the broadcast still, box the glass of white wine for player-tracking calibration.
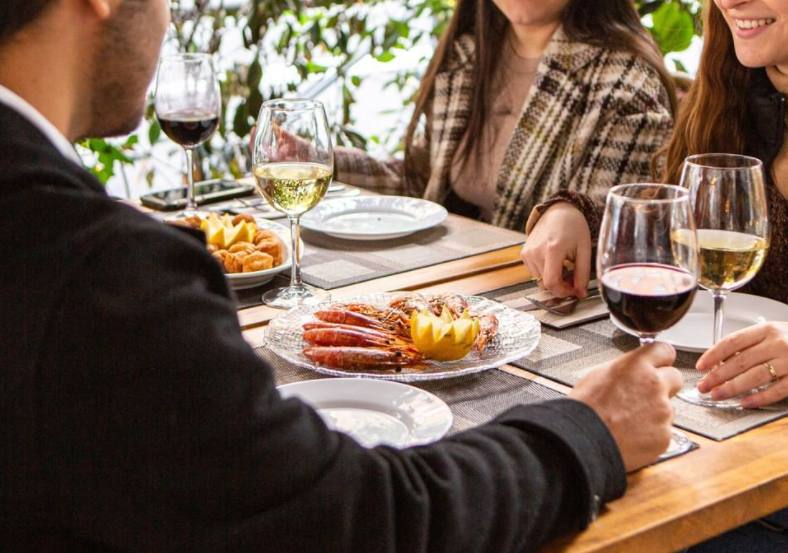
[677,154,770,408]
[252,99,333,308]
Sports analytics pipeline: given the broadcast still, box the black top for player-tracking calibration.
[0,101,625,553]
[741,69,788,304]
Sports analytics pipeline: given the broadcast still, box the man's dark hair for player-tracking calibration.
[0,0,55,47]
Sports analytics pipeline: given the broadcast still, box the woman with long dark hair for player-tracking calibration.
[335,0,675,246]
[662,0,788,412]
[664,4,788,549]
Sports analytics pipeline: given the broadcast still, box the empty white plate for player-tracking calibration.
[615,292,788,353]
[300,196,448,240]
[277,378,453,448]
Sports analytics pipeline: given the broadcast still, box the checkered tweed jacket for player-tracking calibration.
[334,27,673,231]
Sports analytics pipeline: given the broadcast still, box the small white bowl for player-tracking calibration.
[222,218,295,290]
[166,213,295,290]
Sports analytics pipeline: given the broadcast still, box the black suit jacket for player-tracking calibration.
[0,101,625,552]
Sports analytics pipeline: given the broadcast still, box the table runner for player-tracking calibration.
[482,281,788,441]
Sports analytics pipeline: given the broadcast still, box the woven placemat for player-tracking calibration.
[482,282,788,441]
[230,216,524,310]
[295,215,524,290]
[257,347,564,435]
[257,347,695,462]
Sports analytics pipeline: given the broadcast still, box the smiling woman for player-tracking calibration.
[715,0,785,66]
[657,2,788,547]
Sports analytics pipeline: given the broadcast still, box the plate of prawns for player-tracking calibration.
[265,292,541,381]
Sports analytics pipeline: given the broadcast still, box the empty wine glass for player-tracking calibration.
[154,53,221,216]
[677,154,770,408]
[252,99,333,308]
[598,184,699,458]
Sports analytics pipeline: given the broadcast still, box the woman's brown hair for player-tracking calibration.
[660,1,751,184]
[403,0,677,179]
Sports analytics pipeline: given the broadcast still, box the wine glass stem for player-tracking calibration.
[185,147,197,211]
[640,336,657,347]
[289,215,304,289]
[712,292,727,345]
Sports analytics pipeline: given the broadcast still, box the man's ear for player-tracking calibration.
[81,0,122,20]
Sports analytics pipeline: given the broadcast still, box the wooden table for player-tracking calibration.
[238,223,788,553]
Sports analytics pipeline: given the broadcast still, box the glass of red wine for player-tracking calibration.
[154,53,221,216]
[598,183,699,458]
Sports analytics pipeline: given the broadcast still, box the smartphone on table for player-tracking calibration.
[140,179,255,211]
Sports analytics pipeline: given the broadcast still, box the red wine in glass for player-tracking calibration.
[154,53,221,215]
[158,109,219,148]
[597,183,699,460]
[601,263,696,338]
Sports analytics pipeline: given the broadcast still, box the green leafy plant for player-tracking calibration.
[637,0,701,70]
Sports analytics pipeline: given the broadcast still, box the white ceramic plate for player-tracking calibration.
[278,378,453,448]
[614,292,788,353]
[266,292,541,382]
[300,196,448,240]
[165,214,296,290]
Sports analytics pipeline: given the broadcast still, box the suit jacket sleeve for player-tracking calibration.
[38,210,625,553]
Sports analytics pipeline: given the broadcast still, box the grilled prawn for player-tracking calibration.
[303,327,413,349]
[474,314,499,354]
[428,293,470,318]
[388,293,434,317]
[303,346,426,370]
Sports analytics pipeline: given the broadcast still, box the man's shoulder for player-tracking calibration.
[2,175,225,301]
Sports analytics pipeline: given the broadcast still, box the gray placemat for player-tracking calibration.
[296,215,524,290]
[257,347,696,462]
[257,347,563,434]
[482,282,788,441]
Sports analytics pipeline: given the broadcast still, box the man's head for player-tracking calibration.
[0,0,170,139]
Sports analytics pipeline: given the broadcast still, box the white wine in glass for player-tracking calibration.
[252,99,333,309]
[254,162,332,217]
[676,154,770,409]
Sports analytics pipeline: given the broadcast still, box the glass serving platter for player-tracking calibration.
[265,292,541,382]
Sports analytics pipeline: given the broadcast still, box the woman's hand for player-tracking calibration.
[520,202,592,298]
[696,322,788,408]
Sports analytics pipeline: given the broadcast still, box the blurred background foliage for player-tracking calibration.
[81,0,700,193]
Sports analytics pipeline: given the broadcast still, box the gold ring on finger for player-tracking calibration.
[765,362,779,384]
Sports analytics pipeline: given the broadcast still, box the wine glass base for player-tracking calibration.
[658,430,694,462]
[263,284,330,309]
[677,386,758,410]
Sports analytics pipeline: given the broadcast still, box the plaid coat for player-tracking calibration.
[335,27,673,231]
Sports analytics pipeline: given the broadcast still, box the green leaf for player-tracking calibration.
[651,1,695,54]
[305,60,330,73]
[374,51,395,63]
[351,75,361,87]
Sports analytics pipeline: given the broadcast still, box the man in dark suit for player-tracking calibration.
[0,1,684,551]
